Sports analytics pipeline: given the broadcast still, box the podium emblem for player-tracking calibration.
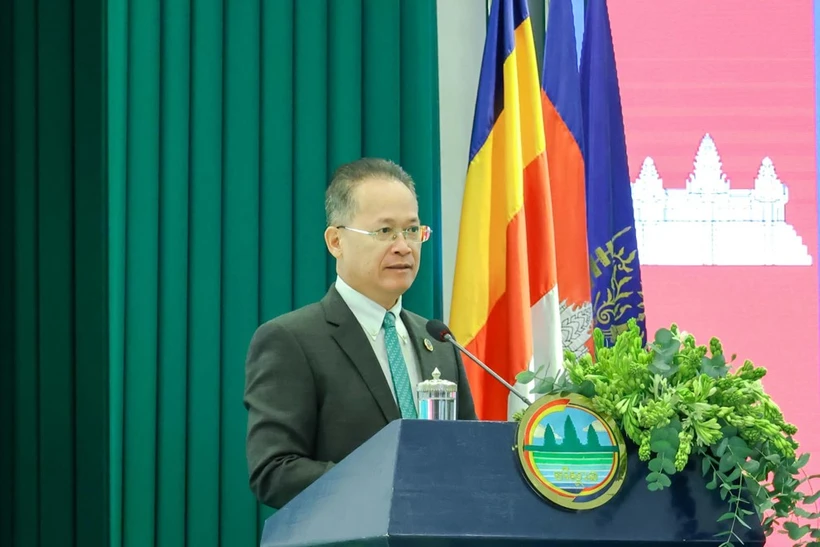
[515,393,627,510]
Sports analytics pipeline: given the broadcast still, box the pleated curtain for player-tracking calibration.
[0,1,443,546]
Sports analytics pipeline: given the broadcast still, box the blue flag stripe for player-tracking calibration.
[468,0,532,162]
[578,0,647,343]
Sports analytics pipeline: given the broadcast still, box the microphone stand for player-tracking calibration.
[444,334,532,406]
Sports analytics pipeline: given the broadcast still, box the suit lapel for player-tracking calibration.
[323,286,400,423]
[401,310,437,383]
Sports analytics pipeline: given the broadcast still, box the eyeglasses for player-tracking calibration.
[337,225,432,243]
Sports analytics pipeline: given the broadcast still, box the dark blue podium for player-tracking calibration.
[260,420,765,546]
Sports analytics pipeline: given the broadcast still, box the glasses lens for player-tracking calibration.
[372,226,432,243]
[405,228,420,242]
[375,228,395,242]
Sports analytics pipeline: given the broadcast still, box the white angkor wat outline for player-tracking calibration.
[630,134,813,266]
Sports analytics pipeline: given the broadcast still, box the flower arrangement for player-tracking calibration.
[514,319,820,547]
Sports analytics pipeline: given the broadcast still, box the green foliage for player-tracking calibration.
[515,319,820,547]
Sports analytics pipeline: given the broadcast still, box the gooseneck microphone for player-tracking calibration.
[425,319,531,406]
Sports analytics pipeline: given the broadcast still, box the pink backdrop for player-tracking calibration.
[610,1,820,541]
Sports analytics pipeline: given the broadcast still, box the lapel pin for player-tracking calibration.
[424,338,434,352]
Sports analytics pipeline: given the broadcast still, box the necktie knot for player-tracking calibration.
[383,311,396,329]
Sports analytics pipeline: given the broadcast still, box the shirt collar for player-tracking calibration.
[335,275,403,338]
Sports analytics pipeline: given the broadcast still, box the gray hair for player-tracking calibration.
[325,158,416,226]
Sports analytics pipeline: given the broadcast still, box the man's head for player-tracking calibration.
[324,158,430,310]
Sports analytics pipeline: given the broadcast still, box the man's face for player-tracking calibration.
[326,177,421,309]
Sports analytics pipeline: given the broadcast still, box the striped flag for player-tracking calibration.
[541,0,594,357]
[580,0,647,344]
[450,0,563,421]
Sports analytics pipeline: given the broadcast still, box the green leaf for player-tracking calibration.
[727,436,751,455]
[650,426,680,457]
[721,425,739,439]
[648,357,673,377]
[743,473,764,491]
[655,329,672,344]
[783,521,812,540]
[702,456,711,477]
[657,347,680,361]
[661,458,677,475]
[516,371,536,384]
[649,458,664,473]
[702,354,729,378]
[577,380,596,398]
[804,490,820,504]
[554,376,571,391]
[773,468,794,491]
[651,441,675,457]
[726,467,741,482]
[716,438,729,457]
[647,472,663,482]
[717,512,735,522]
[758,499,774,512]
[795,453,810,469]
[657,473,672,488]
[747,484,762,499]
[668,416,683,433]
[719,454,736,473]
[794,507,820,519]
[533,377,555,394]
[742,459,760,474]
[647,482,661,492]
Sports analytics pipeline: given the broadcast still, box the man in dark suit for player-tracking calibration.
[244,158,477,510]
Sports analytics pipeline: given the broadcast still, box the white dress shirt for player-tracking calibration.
[334,275,422,410]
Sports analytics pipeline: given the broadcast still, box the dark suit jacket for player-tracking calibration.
[244,285,477,509]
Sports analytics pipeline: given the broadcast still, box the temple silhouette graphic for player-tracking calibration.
[630,134,813,266]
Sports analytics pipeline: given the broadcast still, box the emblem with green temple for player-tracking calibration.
[515,320,820,547]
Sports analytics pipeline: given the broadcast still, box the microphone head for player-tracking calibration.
[425,319,453,342]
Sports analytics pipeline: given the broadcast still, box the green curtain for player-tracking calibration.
[107,1,443,547]
[0,0,13,541]
[0,1,109,547]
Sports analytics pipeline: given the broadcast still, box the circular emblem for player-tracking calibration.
[515,393,627,510]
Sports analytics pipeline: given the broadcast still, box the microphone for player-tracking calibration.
[425,319,531,406]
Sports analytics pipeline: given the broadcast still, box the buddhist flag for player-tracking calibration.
[541,0,594,357]
[450,0,563,422]
[579,0,647,344]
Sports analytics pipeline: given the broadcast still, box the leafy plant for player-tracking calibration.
[515,319,820,547]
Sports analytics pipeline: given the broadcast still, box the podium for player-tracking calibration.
[260,420,765,546]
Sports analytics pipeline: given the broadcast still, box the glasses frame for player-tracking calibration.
[336,225,432,243]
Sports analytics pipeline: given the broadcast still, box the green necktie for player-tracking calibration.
[383,312,417,419]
